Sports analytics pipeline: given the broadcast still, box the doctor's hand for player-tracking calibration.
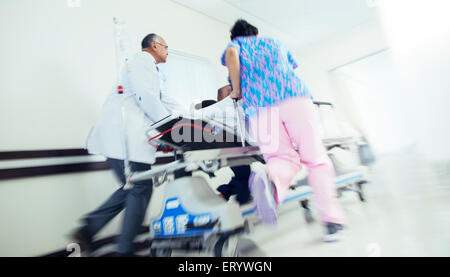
[230,89,241,100]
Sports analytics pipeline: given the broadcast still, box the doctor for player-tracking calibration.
[72,33,170,256]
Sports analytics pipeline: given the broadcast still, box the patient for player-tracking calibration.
[218,84,233,101]
[194,84,232,109]
[199,84,253,205]
[162,82,253,205]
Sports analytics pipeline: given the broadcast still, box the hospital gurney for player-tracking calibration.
[129,100,369,257]
[131,114,260,257]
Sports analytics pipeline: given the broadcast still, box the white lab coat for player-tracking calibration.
[86,52,170,164]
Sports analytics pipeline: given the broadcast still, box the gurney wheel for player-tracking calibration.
[149,248,172,257]
[300,199,314,224]
[356,182,366,202]
[214,235,239,257]
[304,210,314,224]
[358,191,366,202]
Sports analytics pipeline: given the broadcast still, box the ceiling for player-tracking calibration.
[171,0,380,51]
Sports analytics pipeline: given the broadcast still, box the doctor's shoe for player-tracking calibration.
[68,227,94,254]
[323,222,344,242]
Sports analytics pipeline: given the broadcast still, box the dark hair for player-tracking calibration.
[141,33,157,49]
[230,19,258,40]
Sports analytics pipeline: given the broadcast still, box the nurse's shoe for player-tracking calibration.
[249,171,278,225]
[323,222,344,242]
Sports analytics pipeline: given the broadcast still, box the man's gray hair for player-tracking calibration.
[141,33,159,49]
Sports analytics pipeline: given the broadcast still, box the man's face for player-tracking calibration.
[153,36,169,63]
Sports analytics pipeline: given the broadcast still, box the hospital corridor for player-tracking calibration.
[1,0,450,260]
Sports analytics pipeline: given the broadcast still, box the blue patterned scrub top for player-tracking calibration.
[221,36,313,117]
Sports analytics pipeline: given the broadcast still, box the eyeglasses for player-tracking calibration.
[155,41,168,50]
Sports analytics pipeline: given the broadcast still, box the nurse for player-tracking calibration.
[221,19,345,242]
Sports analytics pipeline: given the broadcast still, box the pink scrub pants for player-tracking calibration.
[249,96,345,224]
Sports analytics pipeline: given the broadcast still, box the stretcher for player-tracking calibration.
[129,100,369,257]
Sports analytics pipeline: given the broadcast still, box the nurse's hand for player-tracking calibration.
[230,89,241,99]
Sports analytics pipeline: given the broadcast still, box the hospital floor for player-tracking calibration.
[162,152,450,257]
